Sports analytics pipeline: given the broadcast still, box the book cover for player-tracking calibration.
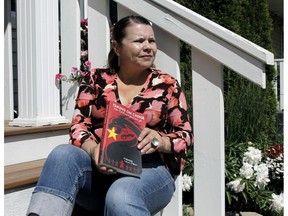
[98,100,146,177]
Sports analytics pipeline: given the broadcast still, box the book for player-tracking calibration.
[98,100,147,177]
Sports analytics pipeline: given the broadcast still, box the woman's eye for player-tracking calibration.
[133,39,156,44]
[134,39,144,43]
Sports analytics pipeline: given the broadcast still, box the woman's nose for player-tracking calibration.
[142,41,151,50]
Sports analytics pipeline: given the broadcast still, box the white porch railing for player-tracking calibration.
[4,0,275,215]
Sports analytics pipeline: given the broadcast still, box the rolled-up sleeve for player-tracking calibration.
[69,74,97,147]
[159,80,193,174]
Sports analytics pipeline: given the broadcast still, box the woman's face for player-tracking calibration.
[114,23,157,71]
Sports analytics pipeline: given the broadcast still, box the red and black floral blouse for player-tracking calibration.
[69,67,193,175]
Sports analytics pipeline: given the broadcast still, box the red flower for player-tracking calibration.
[55,73,62,80]
[264,144,284,158]
[71,67,79,73]
[84,60,91,67]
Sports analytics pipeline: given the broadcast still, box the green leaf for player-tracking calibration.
[226,191,232,205]
[242,191,248,203]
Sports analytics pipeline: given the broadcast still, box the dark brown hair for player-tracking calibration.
[108,15,152,71]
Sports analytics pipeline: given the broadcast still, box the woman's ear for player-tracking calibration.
[112,40,120,56]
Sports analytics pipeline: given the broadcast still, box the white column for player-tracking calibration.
[192,49,225,215]
[10,0,69,127]
[4,0,14,120]
[87,0,110,68]
[60,0,81,120]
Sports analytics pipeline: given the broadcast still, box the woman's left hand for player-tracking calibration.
[137,128,170,154]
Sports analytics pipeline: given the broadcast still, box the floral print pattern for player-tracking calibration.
[69,68,193,175]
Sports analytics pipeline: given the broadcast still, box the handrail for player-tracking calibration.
[150,0,274,65]
[113,0,274,88]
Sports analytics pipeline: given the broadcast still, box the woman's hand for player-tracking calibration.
[81,140,117,175]
[137,128,172,154]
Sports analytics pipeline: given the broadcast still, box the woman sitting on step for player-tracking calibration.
[26,15,193,216]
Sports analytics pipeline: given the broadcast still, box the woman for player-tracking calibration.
[27,15,193,216]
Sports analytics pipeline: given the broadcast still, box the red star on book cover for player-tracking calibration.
[98,101,147,177]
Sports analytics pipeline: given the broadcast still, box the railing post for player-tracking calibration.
[192,49,225,215]
[60,0,81,120]
[87,0,110,68]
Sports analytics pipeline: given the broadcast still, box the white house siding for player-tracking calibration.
[271,20,283,59]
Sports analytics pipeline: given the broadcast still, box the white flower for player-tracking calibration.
[270,193,284,213]
[265,156,284,180]
[243,147,262,165]
[254,163,270,188]
[226,179,245,193]
[182,174,193,192]
[239,162,254,179]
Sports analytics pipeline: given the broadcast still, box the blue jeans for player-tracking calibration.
[26,144,175,216]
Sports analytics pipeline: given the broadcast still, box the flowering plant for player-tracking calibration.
[55,60,91,83]
[182,174,193,192]
[181,149,194,207]
[55,18,90,83]
[226,141,284,215]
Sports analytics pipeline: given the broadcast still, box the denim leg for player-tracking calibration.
[26,144,175,216]
[104,166,175,216]
[26,144,95,216]
[26,192,73,216]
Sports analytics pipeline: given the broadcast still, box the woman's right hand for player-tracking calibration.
[81,140,117,175]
